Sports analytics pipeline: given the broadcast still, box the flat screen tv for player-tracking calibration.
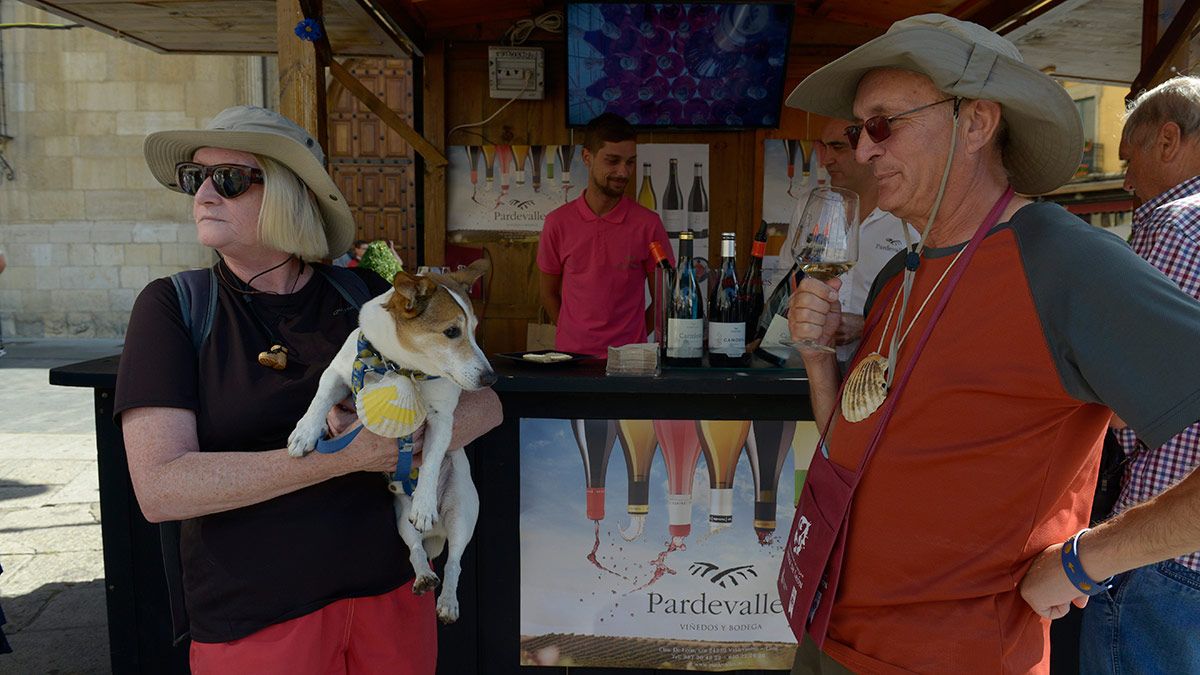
[566,2,794,129]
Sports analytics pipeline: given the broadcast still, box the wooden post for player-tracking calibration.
[277,0,328,151]
[423,39,448,267]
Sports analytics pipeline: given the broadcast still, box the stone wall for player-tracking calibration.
[0,2,266,338]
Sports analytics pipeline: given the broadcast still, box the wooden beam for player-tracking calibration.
[951,0,1040,30]
[1129,0,1200,99]
[327,58,449,167]
[277,0,328,150]
[355,0,428,56]
[422,39,448,266]
[1142,0,1161,65]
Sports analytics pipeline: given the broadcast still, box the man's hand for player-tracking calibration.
[787,276,843,354]
[1019,543,1090,620]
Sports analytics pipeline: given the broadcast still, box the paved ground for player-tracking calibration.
[0,338,123,674]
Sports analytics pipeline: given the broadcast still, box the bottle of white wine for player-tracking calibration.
[666,230,704,367]
[708,232,748,367]
[638,162,657,210]
[662,159,684,236]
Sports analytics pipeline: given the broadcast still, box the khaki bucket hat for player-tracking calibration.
[786,14,1083,195]
[143,106,355,258]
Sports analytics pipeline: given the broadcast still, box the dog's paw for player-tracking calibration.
[436,594,460,624]
[408,492,439,532]
[413,572,440,595]
[286,417,325,457]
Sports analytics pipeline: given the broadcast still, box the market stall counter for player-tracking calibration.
[50,354,814,674]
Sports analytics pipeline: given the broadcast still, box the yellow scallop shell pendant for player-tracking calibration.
[842,352,889,423]
[355,373,426,438]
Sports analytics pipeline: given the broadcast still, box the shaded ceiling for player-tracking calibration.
[18,0,1152,86]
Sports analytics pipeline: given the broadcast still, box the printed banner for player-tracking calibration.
[761,139,828,297]
[520,418,822,670]
[447,144,585,232]
[635,143,711,260]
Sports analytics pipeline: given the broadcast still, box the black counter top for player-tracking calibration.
[51,353,810,398]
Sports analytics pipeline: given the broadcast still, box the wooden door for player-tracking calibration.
[327,58,419,267]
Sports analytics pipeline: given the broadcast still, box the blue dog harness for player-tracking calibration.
[314,334,438,495]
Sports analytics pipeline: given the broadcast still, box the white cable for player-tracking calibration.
[504,11,563,46]
[446,71,533,142]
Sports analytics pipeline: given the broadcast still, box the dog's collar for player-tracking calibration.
[351,333,438,395]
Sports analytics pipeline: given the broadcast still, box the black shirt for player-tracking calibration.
[114,263,411,643]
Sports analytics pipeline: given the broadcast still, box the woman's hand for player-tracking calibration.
[788,276,843,355]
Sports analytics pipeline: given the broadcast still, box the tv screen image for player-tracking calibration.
[566,3,793,129]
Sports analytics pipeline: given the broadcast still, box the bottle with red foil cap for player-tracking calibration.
[740,222,768,339]
[573,419,617,521]
[649,240,673,362]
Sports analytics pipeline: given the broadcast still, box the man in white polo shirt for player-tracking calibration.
[815,117,919,363]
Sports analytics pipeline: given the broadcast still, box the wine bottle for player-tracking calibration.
[558,145,576,189]
[544,144,558,182]
[616,419,658,541]
[480,145,497,189]
[512,144,530,185]
[707,232,747,367]
[653,419,703,539]
[662,158,684,236]
[530,145,545,192]
[666,230,704,367]
[638,163,657,210]
[573,419,618,522]
[697,420,751,532]
[752,264,801,366]
[686,162,709,239]
[746,420,796,538]
[465,146,482,186]
[740,222,767,340]
[649,240,673,360]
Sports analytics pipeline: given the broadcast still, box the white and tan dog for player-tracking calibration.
[288,260,495,623]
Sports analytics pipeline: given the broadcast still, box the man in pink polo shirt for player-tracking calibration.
[538,113,673,357]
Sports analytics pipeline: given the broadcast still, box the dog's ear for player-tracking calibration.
[443,259,490,294]
[387,270,438,318]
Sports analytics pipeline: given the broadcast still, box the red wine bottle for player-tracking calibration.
[666,230,704,367]
[740,222,767,340]
[707,232,748,367]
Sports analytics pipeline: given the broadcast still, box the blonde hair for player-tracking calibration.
[254,154,329,260]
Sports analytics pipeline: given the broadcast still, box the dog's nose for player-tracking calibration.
[478,369,498,388]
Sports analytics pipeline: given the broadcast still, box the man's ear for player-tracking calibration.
[387,270,437,318]
[443,258,489,293]
[1157,121,1184,163]
[962,99,1003,155]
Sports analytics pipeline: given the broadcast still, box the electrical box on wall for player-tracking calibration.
[488,46,545,100]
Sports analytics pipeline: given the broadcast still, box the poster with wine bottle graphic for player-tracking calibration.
[760,139,829,297]
[635,143,710,260]
[519,417,822,670]
[446,144,585,232]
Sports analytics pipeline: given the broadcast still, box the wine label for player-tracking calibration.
[663,209,685,233]
[708,321,746,356]
[687,211,709,235]
[759,313,793,362]
[666,318,703,358]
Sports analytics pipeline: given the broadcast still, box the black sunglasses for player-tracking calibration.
[175,162,264,199]
[844,97,960,150]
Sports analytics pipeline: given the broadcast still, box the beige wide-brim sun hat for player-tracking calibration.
[143,105,355,258]
[786,14,1083,196]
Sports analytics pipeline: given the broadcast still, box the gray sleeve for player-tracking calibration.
[1013,203,1200,448]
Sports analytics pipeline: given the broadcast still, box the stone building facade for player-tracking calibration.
[0,2,273,338]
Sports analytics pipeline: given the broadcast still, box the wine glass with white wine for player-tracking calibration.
[781,186,860,353]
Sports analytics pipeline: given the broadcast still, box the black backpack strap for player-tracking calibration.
[162,266,217,646]
[169,267,218,350]
[314,264,373,309]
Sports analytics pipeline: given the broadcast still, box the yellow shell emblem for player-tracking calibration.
[355,371,426,438]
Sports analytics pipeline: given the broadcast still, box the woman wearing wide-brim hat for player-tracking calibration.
[114,105,501,673]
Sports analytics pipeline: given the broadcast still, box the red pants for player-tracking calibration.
[190,581,436,675]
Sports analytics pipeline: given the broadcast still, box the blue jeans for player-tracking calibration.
[1079,560,1200,674]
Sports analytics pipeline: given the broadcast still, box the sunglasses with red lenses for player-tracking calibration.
[175,162,264,199]
[844,97,960,150]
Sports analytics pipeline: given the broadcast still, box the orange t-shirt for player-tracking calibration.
[818,204,1200,673]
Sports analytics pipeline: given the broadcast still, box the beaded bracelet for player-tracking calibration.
[1060,528,1114,596]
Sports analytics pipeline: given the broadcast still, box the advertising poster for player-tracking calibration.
[760,139,827,297]
[519,418,822,670]
[447,144,585,233]
[635,143,711,260]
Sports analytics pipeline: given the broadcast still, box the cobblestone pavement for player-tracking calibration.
[0,338,123,674]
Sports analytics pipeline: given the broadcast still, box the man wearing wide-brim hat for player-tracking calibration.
[780,14,1200,674]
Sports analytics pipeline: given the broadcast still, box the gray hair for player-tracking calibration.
[1124,76,1200,146]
